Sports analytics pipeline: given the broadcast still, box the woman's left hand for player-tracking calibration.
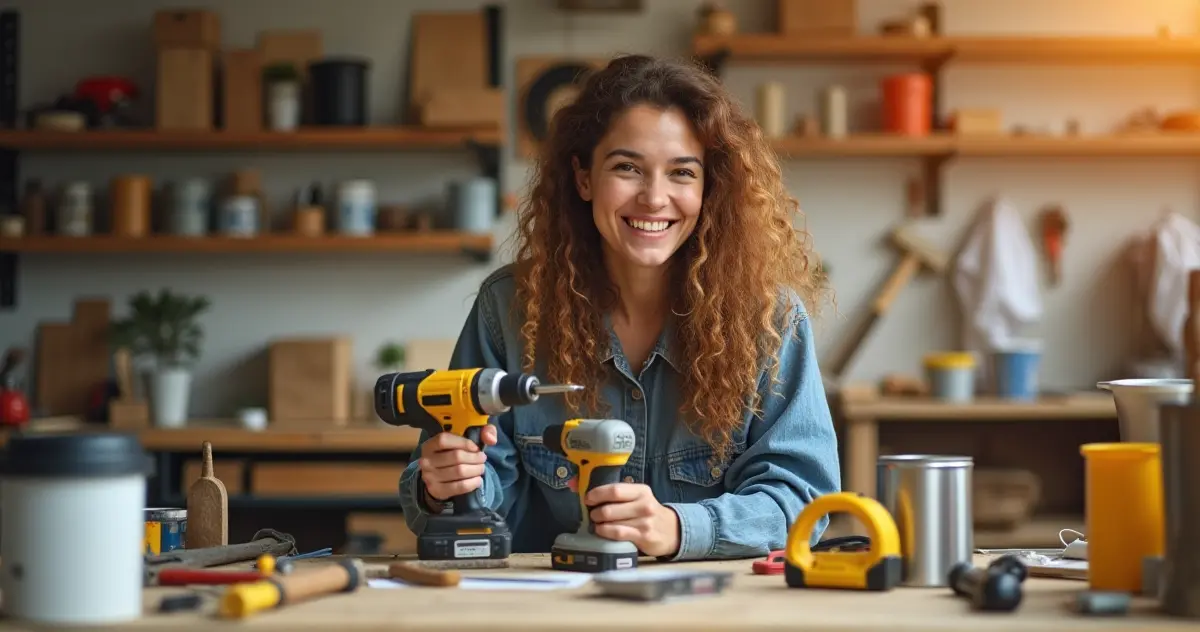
[585,483,680,558]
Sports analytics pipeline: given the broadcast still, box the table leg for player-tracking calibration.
[845,417,878,498]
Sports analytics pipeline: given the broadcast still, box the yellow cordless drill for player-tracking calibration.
[543,418,640,572]
[374,368,581,562]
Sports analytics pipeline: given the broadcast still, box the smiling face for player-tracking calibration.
[573,104,705,271]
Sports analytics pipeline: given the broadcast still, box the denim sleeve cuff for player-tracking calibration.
[663,502,716,561]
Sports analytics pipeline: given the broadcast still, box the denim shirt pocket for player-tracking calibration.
[513,425,580,526]
[665,436,745,504]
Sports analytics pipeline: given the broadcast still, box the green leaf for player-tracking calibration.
[109,289,211,368]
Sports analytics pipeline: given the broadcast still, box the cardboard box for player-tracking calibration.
[222,49,262,132]
[777,0,856,35]
[153,10,220,50]
[949,109,1004,135]
[156,48,214,131]
[268,337,353,426]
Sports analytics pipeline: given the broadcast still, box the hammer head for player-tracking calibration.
[892,225,948,273]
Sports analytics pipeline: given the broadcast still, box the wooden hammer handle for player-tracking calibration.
[277,559,365,603]
[873,255,920,313]
[387,562,461,587]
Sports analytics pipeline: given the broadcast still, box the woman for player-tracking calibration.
[399,54,841,561]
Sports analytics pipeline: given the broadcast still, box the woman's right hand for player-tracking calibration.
[418,425,499,501]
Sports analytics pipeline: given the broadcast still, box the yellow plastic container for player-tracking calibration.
[1080,442,1164,592]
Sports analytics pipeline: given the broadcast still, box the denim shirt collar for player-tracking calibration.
[599,312,683,374]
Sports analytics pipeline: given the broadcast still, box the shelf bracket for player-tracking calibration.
[921,154,950,217]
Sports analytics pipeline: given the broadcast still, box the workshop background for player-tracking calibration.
[0,0,1194,552]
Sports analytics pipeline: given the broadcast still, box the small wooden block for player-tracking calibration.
[415,87,504,129]
[156,49,214,131]
[777,0,856,35]
[949,109,1003,135]
[108,399,149,429]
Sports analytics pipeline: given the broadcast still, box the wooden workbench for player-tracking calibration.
[28,554,1185,631]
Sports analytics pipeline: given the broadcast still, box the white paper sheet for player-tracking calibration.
[368,572,593,591]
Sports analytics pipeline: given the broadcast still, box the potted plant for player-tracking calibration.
[375,341,406,373]
[263,62,301,131]
[110,289,211,428]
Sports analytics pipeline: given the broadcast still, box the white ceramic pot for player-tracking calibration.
[268,81,301,131]
[148,367,191,428]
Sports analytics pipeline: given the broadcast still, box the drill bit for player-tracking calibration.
[533,383,584,395]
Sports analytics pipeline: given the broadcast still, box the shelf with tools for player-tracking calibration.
[0,126,503,152]
[769,133,1200,158]
[697,27,1200,216]
[0,233,495,258]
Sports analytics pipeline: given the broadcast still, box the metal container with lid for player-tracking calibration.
[876,454,973,587]
[0,431,153,625]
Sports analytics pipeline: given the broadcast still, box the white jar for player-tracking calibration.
[57,182,92,236]
[820,86,848,138]
[337,179,376,236]
[268,81,301,132]
[0,432,152,625]
[220,195,259,237]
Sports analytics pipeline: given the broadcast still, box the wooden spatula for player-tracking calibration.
[186,441,229,549]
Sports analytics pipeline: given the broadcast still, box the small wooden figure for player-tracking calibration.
[1040,206,1068,286]
[186,441,229,549]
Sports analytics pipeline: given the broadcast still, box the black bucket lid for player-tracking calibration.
[0,431,154,478]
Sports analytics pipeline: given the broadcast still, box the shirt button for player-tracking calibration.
[623,476,634,483]
[710,466,722,479]
[631,390,643,401]
[556,466,569,478]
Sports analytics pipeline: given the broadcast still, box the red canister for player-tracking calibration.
[882,73,933,136]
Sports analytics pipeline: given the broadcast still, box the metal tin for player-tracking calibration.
[219,195,259,237]
[143,508,187,555]
[876,455,973,587]
[1158,403,1200,617]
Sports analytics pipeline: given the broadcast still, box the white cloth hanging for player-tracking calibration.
[952,198,1043,368]
[1145,212,1200,362]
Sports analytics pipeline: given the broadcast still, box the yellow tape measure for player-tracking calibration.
[784,492,903,591]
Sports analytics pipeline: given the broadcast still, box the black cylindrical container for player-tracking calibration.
[309,58,370,126]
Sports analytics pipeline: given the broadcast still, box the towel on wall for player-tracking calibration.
[1145,212,1200,363]
[952,198,1043,369]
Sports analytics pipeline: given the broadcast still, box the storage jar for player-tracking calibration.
[337,179,376,236]
[0,432,153,625]
[882,73,932,136]
[170,178,212,236]
[991,339,1042,401]
[924,352,975,402]
[57,182,92,236]
[219,195,259,237]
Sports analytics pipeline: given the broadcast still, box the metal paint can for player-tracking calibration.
[144,508,187,555]
[876,454,973,587]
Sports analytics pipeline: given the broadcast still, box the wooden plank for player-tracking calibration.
[0,233,493,254]
[0,127,501,151]
[956,134,1200,157]
[128,553,1190,630]
[694,34,1200,64]
[841,393,1116,421]
[772,134,954,157]
[251,462,405,496]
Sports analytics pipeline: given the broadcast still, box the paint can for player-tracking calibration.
[337,179,377,235]
[144,508,188,555]
[991,339,1042,401]
[219,195,259,237]
[0,431,153,625]
[449,177,496,234]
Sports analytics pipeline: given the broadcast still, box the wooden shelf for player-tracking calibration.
[0,126,501,151]
[769,133,1200,158]
[0,233,494,255]
[772,134,954,156]
[841,392,1116,421]
[0,418,422,452]
[695,34,1200,65]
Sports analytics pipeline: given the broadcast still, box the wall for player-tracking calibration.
[0,0,1197,417]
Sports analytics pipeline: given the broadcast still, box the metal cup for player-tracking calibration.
[876,455,974,587]
[1158,402,1200,618]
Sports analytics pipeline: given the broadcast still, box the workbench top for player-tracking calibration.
[15,554,1188,631]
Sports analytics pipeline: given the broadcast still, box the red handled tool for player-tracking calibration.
[752,535,873,575]
[145,568,268,586]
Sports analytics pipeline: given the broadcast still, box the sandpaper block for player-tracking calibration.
[407,558,508,570]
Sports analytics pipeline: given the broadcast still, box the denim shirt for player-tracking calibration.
[398,265,842,561]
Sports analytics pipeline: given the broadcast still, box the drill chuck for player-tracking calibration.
[497,372,539,409]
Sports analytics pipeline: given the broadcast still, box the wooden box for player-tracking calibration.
[153,10,220,50]
[222,49,262,132]
[949,109,1004,135]
[156,48,214,131]
[268,337,353,426]
[777,0,856,35]
[251,463,402,496]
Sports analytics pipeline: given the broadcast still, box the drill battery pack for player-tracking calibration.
[418,510,512,561]
[550,546,638,573]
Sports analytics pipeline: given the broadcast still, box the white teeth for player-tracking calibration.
[628,219,671,232]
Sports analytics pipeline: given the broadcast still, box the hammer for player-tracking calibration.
[828,224,948,378]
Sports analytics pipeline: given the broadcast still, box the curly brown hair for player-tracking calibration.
[511,54,827,460]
